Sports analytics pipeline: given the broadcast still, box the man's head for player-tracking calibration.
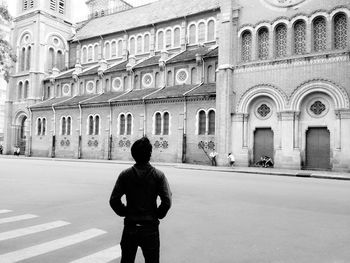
[131,137,152,164]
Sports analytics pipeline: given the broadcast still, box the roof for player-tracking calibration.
[104,60,128,73]
[73,0,220,41]
[203,46,218,58]
[110,88,159,102]
[146,84,198,99]
[167,46,211,64]
[80,92,127,105]
[185,83,216,96]
[30,97,71,109]
[55,69,75,80]
[54,94,98,107]
[133,55,161,69]
[79,65,100,77]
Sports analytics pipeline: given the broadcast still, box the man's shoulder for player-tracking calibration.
[118,167,134,177]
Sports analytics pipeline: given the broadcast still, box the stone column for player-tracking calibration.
[326,17,333,50]
[232,113,249,166]
[287,24,293,57]
[306,20,312,53]
[335,110,341,150]
[150,27,155,56]
[181,20,187,51]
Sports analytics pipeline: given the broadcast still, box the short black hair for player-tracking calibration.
[131,137,152,164]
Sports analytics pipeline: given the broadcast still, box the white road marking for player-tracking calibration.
[0,210,12,214]
[0,228,107,263]
[0,221,70,241]
[0,214,38,224]
[70,245,121,263]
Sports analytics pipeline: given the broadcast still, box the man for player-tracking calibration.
[209,150,218,166]
[110,137,172,263]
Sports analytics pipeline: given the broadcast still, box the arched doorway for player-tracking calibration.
[253,128,274,165]
[14,115,28,155]
[305,127,330,170]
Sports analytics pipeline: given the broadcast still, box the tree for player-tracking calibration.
[0,5,16,82]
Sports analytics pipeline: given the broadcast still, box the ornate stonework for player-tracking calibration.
[261,0,306,9]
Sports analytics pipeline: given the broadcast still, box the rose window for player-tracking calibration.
[257,104,271,117]
[176,70,188,83]
[142,74,153,87]
[112,78,122,91]
[310,101,326,115]
[62,84,70,95]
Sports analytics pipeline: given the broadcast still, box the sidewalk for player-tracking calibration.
[1,154,350,181]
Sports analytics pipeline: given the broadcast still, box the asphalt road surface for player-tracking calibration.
[0,158,349,263]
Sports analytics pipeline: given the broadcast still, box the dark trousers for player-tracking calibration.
[120,225,160,263]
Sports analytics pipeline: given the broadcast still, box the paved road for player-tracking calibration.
[0,158,349,263]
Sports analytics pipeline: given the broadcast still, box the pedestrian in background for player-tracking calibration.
[209,150,218,166]
[110,137,172,263]
[228,152,235,167]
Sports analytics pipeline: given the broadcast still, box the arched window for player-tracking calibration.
[120,114,125,135]
[126,114,132,135]
[163,112,169,135]
[62,117,67,135]
[275,24,287,58]
[334,13,348,50]
[208,110,215,135]
[23,81,29,99]
[174,28,180,47]
[207,20,215,41]
[294,20,306,55]
[37,118,42,135]
[258,27,269,60]
[191,67,197,84]
[137,36,142,54]
[189,24,196,44]
[207,65,214,83]
[111,41,117,57]
[157,31,164,50]
[88,46,93,61]
[58,0,65,14]
[88,116,94,135]
[129,37,136,55]
[57,50,64,70]
[67,116,71,135]
[105,42,110,59]
[123,76,128,90]
[155,112,162,135]
[42,118,46,135]
[94,44,99,61]
[198,22,206,43]
[21,47,26,71]
[94,115,100,135]
[117,40,123,57]
[134,75,139,89]
[167,70,172,86]
[144,34,150,53]
[313,17,327,52]
[165,29,172,48]
[105,78,110,91]
[48,48,55,70]
[241,30,252,62]
[82,47,87,63]
[18,82,23,100]
[26,46,31,70]
[198,110,206,135]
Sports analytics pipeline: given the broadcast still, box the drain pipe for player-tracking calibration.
[108,101,112,160]
[182,96,187,163]
[51,105,56,158]
[78,103,82,159]
[27,106,33,157]
[143,98,147,136]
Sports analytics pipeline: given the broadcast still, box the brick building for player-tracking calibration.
[3,0,350,171]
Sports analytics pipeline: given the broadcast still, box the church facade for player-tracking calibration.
[3,0,350,171]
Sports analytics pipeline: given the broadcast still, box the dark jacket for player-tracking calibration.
[110,163,172,225]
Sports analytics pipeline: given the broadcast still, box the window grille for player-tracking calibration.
[207,20,215,41]
[257,104,271,117]
[198,111,206,135]
[275,24,287,58]
[189,24,196,44]
[157,31,164,50]
[155,113,162,135]
[50,0,56,10]
[313,17,327,52]
[208,110,215,135]
[58,0,65,14]
[174,28,180,47]
[258,28,269,60]
[198,22,206,43]
[163,112,169,135]
[126,114,132,135]
[120,115,125,135]
[241,31,252,62]
[310,101,326,115]
[294,20,306,55]
[334,13,347,50]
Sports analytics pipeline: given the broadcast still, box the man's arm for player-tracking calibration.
[157,174,172,219]
[109,173,127,217]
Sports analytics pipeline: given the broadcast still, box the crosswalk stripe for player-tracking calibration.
[70,245,121,263]
[0,214,38,224]
[0,221,70,241]
[0,228,107,263]
[0,210,12,214]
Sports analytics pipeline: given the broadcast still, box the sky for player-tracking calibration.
[7,0,157,22]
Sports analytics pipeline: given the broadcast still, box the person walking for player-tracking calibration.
[227,153,235,167]
[209,150,218,166]
[110,137,172,263]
